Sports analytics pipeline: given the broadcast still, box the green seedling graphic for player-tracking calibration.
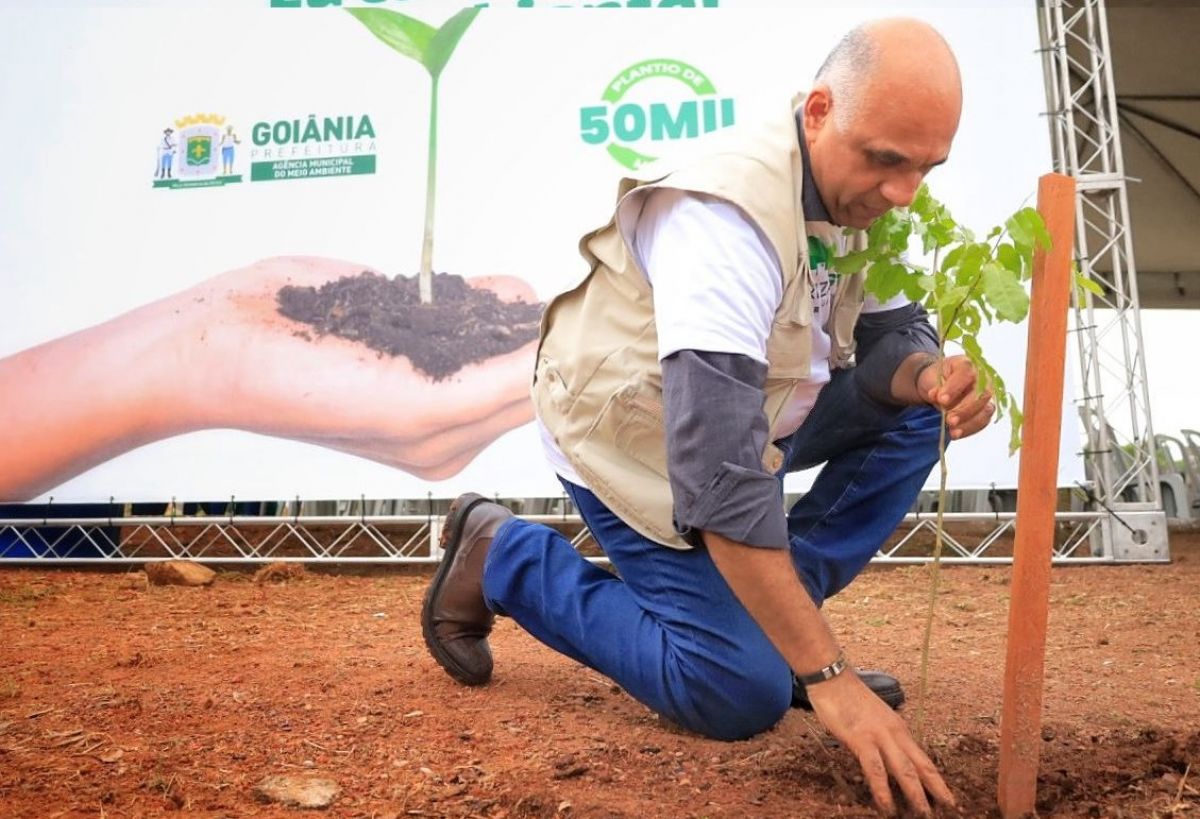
[347,6,481,304]
[834,184,1100,738]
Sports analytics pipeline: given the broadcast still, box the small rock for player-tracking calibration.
[122,573,150,591]
[144,560,215,587]
[1157,772,1182,793]
[114,650,143,668]
[254,562,306,584]
[254,775,339,809]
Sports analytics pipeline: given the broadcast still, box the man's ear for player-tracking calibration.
[804,86,833,136]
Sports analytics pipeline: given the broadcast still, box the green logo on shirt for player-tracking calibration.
[807,236,833,269]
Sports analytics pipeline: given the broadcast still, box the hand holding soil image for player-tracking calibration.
[277,271,543,382]
[0,256,540,501]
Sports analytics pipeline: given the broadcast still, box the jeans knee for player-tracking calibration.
[683,671,792,742]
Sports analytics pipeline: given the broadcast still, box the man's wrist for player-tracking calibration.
[912,353,940,401]
[796,652,849,687]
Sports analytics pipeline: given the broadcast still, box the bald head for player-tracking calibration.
[815,18,962,133]
[803,18,963,227]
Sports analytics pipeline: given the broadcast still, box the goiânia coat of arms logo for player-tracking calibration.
[153,113,243,190]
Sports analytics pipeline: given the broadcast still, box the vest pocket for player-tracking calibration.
[588,382,669,479]
[764,266,814,379]
[571,380,677,545]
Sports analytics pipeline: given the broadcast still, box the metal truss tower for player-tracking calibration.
[1038,0,1168,558]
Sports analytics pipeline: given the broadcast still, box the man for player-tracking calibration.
[423,18,994,817]
[220,125,241,177]
[156,127,175,180]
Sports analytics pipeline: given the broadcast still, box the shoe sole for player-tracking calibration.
[421,493,492,687]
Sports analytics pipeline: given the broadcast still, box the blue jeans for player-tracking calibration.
[482,368,942,740]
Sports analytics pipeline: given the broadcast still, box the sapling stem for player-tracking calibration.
[915,349,949,745]
[419,75,440,305]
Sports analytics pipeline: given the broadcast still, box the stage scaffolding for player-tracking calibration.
[0,0,1170,566]
[1039,0,1168,559]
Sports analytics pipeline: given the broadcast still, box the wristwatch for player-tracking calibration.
[796,652,848,687]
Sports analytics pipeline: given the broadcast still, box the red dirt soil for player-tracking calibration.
[1,532,1197,818]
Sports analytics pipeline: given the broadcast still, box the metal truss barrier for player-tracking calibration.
[0,509,1167,566]
[1038,0,1170,559]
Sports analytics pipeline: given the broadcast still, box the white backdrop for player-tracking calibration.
[0,0,1085,502]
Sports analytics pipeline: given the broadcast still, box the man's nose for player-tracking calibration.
[880,172,923,208]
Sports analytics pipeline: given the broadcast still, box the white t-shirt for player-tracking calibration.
[539,188,907,487]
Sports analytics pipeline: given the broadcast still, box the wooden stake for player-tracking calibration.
[998,172,1077,818]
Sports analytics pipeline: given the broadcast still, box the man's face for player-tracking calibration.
[804,81,960,229]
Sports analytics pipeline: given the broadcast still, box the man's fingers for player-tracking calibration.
[879,738,934,817]
[894,733,958,812]
[947,391,995,438]
[854,746,897,817]
[914,749,958,810]
[934,363,977,408]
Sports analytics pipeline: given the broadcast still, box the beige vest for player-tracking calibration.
[534,94,867,549]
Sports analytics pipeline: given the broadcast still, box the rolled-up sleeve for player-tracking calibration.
[852,302,939,405]
[661,349,789,549]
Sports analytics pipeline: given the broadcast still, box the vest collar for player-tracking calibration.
[794,107,836,225]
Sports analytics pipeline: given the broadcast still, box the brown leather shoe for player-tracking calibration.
[421,493,513,686]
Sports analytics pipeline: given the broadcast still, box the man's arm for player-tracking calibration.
[660,350,786,548]
[703,532,955,817]
[854,302,995,438]
[661,351,955,816]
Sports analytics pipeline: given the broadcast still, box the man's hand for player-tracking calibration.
[807,672,956,817]
[704,534,956,817]
[914,354,994,440]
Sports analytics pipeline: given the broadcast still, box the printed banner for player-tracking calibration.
[0,0,1083,503]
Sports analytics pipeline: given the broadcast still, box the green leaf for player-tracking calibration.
[346,8,435,64]
[989,368,1007,398]
[996,243,1023,278]
[831,249,872,276]
[1075,270,1105,297]
[1016,207,1052,252]
[867,211,910,252]
[1008,403,1025,455]
[911,184,933,215]
[865,260,910,303]
[953,244,985,287]
[423,6,480,78]
[958,308,981,336]
[960,333,984,366]
[902,273,933,302]
[936,284,970,311]
[939,245,965,274]
[1005,212,1033,249]
[980,261,1029,323]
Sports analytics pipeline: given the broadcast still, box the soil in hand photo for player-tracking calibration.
[277,271,543,381]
